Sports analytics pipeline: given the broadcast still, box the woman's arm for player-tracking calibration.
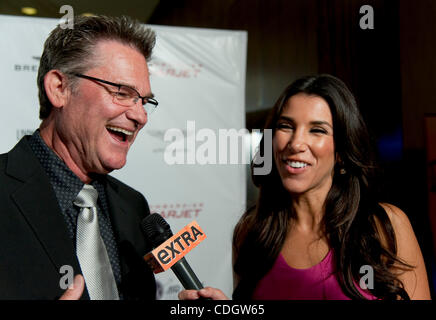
[380,203,431,300]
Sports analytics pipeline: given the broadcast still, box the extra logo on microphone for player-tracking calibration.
[144,220,206,273]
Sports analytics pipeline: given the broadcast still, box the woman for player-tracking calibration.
[180,74,431,300]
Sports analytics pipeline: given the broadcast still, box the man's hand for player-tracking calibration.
[59,275,85,300]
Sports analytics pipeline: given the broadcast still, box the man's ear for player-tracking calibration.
[44,70,70,108]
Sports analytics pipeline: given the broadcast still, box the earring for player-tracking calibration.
[339,168,346,175]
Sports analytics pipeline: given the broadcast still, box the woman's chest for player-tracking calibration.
[280,229,330,269]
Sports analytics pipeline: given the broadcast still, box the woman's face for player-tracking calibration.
[273,93,336,196]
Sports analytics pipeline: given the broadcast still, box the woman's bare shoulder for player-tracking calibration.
[378,203,431,299]
[379,203,412,230]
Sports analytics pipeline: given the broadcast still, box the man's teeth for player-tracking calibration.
[106,126,133,136]
[286,161,308,168]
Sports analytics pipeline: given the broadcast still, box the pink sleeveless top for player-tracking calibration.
[252,250,377,300]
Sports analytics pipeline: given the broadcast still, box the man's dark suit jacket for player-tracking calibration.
[0,136,156,300]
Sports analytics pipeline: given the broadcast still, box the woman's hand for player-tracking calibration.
[178,287,230,300]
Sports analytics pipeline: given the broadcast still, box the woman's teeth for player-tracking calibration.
[286,161,308,168]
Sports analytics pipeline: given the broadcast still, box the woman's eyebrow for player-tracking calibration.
[277,115,294,122]
[310,120,333,129]
[278,116,333,129]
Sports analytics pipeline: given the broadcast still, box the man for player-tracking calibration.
[0,15,157,300]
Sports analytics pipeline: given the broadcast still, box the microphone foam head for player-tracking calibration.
[141,213,173,248]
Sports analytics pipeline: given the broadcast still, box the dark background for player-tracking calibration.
[2,0,435,298]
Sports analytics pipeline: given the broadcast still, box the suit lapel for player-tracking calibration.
[105,180,156,300]
[7,138,81,282]
[105,182,144,249]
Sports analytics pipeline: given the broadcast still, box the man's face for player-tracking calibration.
[56,40,151,176]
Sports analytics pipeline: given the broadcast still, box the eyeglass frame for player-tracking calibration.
[74,73,158,110]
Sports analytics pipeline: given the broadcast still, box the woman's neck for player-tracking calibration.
[290,187,330,233]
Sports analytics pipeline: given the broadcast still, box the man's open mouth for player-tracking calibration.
[106,125,134,142]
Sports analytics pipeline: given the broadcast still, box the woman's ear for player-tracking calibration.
[335,152,342,164]
[44,70,70,109]
[335,153,347,175]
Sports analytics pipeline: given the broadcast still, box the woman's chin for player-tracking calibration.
[282,183,309,195]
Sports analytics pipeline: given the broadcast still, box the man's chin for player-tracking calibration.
[101,157,127,173]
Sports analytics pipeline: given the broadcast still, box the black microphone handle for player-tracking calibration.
[171,256,204,290]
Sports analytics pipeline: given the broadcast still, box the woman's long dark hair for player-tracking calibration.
[233,74,412,300]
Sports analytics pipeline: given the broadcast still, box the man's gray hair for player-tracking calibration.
[37,15,156,119]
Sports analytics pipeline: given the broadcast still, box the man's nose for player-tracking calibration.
[126,100,147,127]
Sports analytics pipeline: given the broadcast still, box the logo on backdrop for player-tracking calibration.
[150,203,204,219]
[149,60,203,78]
[155,279,181,300]
[14,56,40,72]
[16,129,34,140]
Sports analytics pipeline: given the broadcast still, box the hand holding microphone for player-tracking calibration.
[141,213,206,290]
[142,213,230,300]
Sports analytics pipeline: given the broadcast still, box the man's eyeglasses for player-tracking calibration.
[74,74,158,114]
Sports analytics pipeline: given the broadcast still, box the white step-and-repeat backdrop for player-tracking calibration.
[0,15,247,300]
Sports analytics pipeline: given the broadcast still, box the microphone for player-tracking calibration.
[141,213,205,290]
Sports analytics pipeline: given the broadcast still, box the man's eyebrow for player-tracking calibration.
[118,81,154,98]
[117,81,139,91]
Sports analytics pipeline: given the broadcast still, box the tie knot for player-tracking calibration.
[74,184,98,208]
